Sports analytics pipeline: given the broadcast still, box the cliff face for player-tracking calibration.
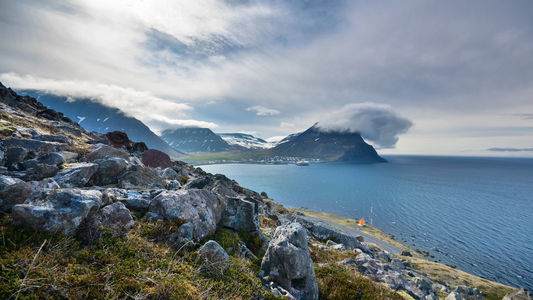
[271,124,386,162]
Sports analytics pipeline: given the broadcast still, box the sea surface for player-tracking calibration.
[200,156,533,289]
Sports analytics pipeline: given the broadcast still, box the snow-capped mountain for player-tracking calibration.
[218,133,276,149]
[161,128,233,153]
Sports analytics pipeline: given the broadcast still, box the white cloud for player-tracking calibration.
[246,105,280,116]
[0,72,217,132]
[317,103,413,149]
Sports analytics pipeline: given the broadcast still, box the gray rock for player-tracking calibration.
[12,188,103,234]
[86,145,129,162]
[92,157,129,185]
[161,167,179,180]
[54,163,98,187]
[0,174,23,190]
[293,215,369,253]
[325,240,337,247]
[239,241,258,260]
[83,202,134,239]
[184,176,213,189]
[2,138,67,153]
[260,223,318,300]
[118,165,165,189]
[198,240,230,275]
[0,178,59,212]
[446,291,462,300]
[220,197,259,232]
[166,180,181,190]
[32,133,72,146]
[332,243,346,251]
[39,152,65,166]
[503,289,532,300]
[104,188,152,210]
[29,163,59,180]
[59,151,78,163]
[149,189,224,242]
[453,285,483,300]
[5,147,28,168]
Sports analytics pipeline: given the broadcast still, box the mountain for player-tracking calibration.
[218,133,275,149]
[15,91,183,158]
[271,124,385,162]
[161,127,233,153]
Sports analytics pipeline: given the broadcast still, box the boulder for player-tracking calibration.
[219,197,259,232]
[4,147,28,169]
[129,142,148,153]
[39,152,65,166]
[118,165,165,189]
[32,133,72,145]
[446,291,462,300]
[452,285,483,300]
[161,167,179,180]
[105,131,131,147]
[104,188,152,210]
[0,174,23,190]
[87,145,129,162]
[503,289,532,300]
[149,189,224,242]
[27,163,59,180]
[59,151,78,163]
[293,215,369,253]
[54,163,98,187]
[260,223,318,300]
[198,240,230,275]
[166,180,181,190]
[82,202,134,240]
[1,138,67,153]
[184,176,213,190]
[141,149,172,169]
[0,178,59,212]
[91,157,129,185]
[12,188,103,234]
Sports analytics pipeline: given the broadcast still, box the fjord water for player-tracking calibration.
[200,156,533,289]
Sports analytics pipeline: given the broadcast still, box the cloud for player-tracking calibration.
[488,147,533,152]
[246,105,280,116]
[0,72,216,132]
[317,103,413,148]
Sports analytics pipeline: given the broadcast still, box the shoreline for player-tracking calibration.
[288,207,515,299]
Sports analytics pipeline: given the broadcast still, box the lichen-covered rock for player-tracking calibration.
[12,188,103,234]
[503,289,532,300]
[103,188,152,210]
[161,167,179,180]
[118,165,165,189]
[198,240,230,275]
[260,223,318,300]
[39,152,66,166]
[141,149,172,169]
[54,163,98,188]
[0,174,23,190]
[149,189,224,242]
[184,176,213,189]
[220,197,259,232]
[2,138,67,153]
[82,202,134,240]
[0,178,59,212]
[91,157,129,185]
[87,145,130,162]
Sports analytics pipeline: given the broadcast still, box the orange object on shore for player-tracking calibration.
[359,218,365,226]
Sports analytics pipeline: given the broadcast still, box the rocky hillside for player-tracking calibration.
[161,127,234,153]
[17,91,184,159]
[271,124,386,163]
[0,82,526,299]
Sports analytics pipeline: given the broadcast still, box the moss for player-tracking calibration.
[238,230,264,256]
[309,243,357,264]
[0,120,16,137]
[204,228,241,256]
[138,218,186,243]
[180,175,190,185]
[315,264,405,300]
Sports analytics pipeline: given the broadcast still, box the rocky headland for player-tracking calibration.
[0,82,529,299]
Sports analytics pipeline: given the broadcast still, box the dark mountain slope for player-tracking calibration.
[16,91,183,158]
[161,127,233,153]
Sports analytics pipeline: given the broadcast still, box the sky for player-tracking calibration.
[1,0,532,156]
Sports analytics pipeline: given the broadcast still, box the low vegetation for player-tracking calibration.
[0,214,281,299]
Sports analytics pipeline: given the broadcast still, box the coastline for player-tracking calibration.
[287,207,515,300]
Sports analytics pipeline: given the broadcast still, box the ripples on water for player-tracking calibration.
[200,156,533,289]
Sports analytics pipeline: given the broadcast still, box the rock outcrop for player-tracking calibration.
[198,240,230,275]
[260,222,318,300]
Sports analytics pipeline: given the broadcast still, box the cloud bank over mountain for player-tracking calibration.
[317,103,413,149]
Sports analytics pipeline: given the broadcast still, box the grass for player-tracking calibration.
[315,264,406,300]
[0,214,282,299]
[402,256,514,300]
